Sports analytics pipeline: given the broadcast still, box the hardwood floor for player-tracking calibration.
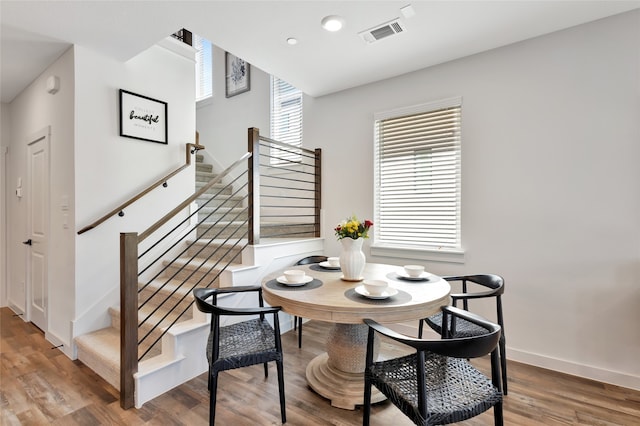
[1,307,639,425]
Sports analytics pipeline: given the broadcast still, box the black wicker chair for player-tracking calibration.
[418,274,508,395]
[363,306,503,426]
[292,255,328,348]
[193,286,286,425]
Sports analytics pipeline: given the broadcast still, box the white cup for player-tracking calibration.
[404,265,425,278]
[284,269,306,284]
[327,257,340,267]
[363,279,388,296]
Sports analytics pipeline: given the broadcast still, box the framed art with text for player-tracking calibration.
[225,52,251,98]
[119,89,168,144]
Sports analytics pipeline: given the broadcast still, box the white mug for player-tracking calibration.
[363,279,388,296]
[284,269,306,283]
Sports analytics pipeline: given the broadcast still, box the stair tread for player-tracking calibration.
[197,205,245,211]
[76,326,161,371]
[109,303,193,339]
[195,181,225,188]
[76,327,120,358]
[164,255,241,268]
[196,170,217,178]
[188,238,249,246]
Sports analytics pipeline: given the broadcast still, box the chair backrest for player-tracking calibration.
[193,285,271,317]
[438,306,501,358]
[444,274,504,295]
[193,286,283,363]
[366,306,501,359]
[295,255,327,265]
[443,274,505,330]
[194,287,217,314]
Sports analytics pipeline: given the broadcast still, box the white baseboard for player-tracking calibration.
[45,329,74,359]
[508,348,640,391]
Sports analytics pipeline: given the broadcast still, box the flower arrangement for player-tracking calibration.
[334,215,373,240]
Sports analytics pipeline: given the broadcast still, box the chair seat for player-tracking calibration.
[425,312,487,338]
[368,352,502,425]
[207,318,281,369]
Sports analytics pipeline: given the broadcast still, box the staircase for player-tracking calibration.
[75,153,323,408]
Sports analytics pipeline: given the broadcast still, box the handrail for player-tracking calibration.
[248,127,322,244]
[120,150,251,409]
[77,142,204,235]
[258,134,318,156]
[119,130,321,409]
[138,152,252,242]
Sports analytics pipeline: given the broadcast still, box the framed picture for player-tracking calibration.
[119,89,168,144]
[225,52,251,98]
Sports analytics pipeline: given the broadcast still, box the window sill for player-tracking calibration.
[196,97,213,109]
[370,244,465,264]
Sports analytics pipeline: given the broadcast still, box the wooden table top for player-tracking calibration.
[262,263,451,324]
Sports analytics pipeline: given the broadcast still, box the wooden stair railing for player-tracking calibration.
[248,127,321,244]
[120,152,251,409]
[118,128,322,409]
[77,142,204,235]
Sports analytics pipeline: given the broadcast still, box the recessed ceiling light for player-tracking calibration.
[321,15,345,32]
[400,4,416,19]
[287,37,298,45]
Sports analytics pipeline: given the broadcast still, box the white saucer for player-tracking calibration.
[318,261,341,270]
[355,285,398,300]
[396,270,432,281]
[276,275,313,286]
[341,276,364,282]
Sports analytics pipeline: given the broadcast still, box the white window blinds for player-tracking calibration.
[374,97,462,249]
[270,77,303,164]
[194,34,212,101]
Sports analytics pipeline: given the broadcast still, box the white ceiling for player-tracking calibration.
[1,1,639,103]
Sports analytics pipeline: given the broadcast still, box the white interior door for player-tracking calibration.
[26,129,49,331]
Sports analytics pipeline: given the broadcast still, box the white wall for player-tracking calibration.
[0,103,9,308]
[3,38,197,358]
[196,11,640,390]
[304,11,640,389]
[5,48,75,341]
[73,39,197,349]
[196,45,270,168]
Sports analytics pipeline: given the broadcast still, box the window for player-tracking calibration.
[270,77,303,164]
[194,34,212,101]
[373,97,462,257]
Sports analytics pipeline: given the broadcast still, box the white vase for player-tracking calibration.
[339,237,366,281]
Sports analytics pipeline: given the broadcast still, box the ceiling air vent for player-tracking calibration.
[359,18,406,44]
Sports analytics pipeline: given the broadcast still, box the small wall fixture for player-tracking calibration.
[46,75,60,94]
[321,15,345,32]
[286,37,298,45]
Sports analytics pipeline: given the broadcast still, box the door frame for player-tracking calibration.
[25,126,50,331]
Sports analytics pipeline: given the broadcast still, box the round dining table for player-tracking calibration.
[262,262,451,410]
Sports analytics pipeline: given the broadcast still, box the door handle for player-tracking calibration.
[22,239,32,246]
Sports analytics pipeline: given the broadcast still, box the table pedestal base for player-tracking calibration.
[306,353,386,409]
[305,323,385,410]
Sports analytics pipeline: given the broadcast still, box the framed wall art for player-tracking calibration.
[225,52,251,98]
[119,89,168,144]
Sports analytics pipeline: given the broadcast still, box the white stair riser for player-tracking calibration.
[185,242,243,261]
[197,207,247,222]
[161,261,225,283]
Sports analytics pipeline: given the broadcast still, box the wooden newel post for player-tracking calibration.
[314,148,322,238]
[120,232,139,409]
[248,127,260,245]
